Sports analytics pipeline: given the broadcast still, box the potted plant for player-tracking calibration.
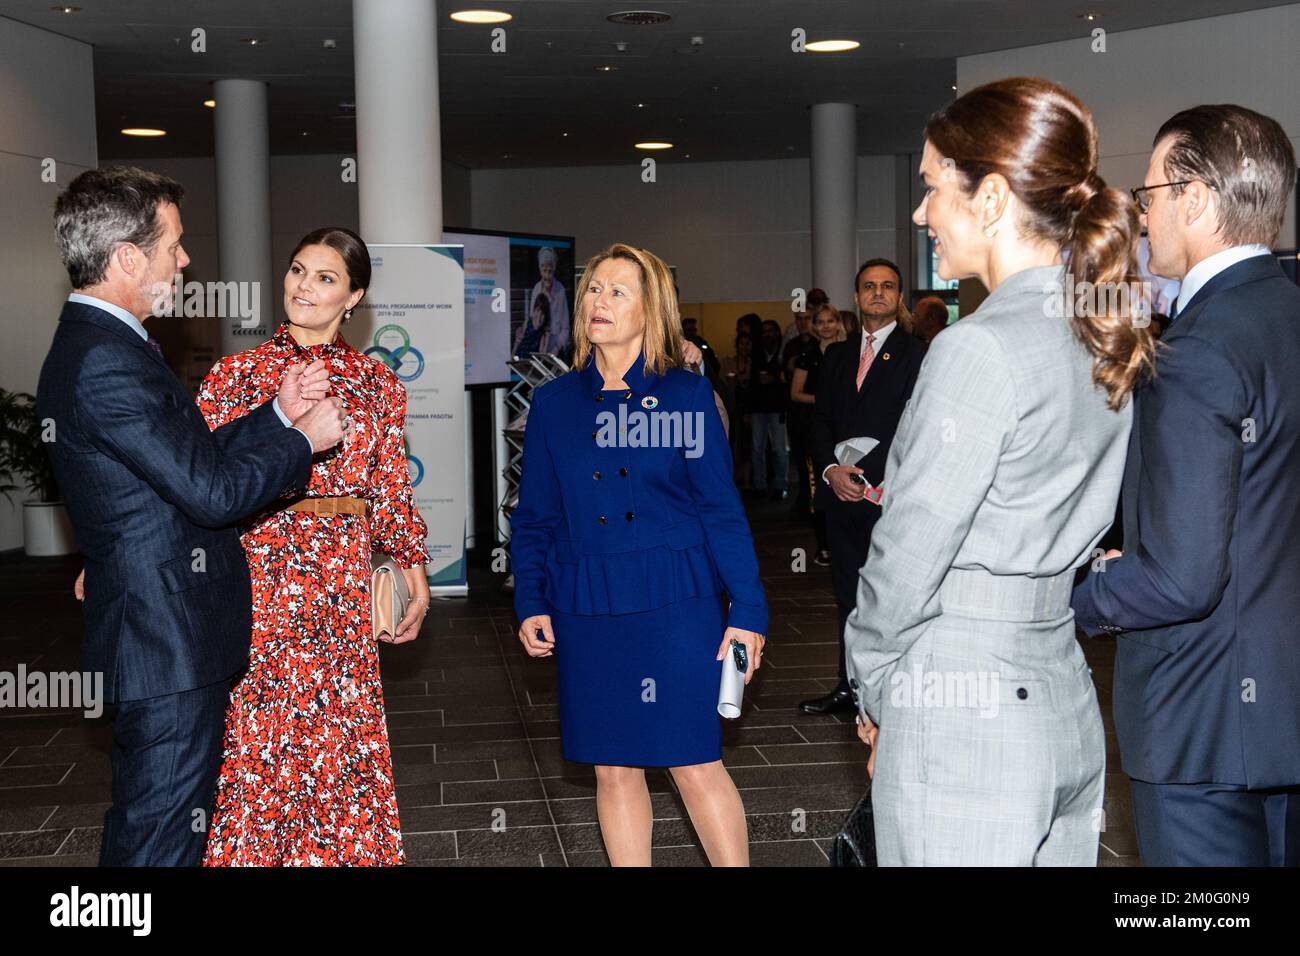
[0,388,77,556]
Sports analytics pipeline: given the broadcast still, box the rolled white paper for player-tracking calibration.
[718,646,746,719]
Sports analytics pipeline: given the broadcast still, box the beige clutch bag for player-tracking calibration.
[371,556,410,641]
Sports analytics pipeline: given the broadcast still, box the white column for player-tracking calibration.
[810,102,858,312]
[213,78,274,355]
[353,0,442,242]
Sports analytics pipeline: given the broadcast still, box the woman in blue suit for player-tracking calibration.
[513,243,768,866]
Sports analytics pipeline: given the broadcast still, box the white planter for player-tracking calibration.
[22,501,77,557]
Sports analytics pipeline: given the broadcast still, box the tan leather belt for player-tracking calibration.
[284,496,367,515]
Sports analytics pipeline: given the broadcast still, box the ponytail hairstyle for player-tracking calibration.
[925,77,1155,409]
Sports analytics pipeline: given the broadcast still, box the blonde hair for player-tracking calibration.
[896,300,913,335]
[811,302,848,343]
[572,243,685,377]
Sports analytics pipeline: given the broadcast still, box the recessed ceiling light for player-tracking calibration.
[51,5,80,12]
[607,10,671,25]
[121,128,166,137]
[203,99,216,108]
[636,102,645,108]
[595,64,619,72]
[806,39,860,53]
[450,9,512,24]
[1078,12,1102,21]
[635,141,672,150]
[239,38,264,46]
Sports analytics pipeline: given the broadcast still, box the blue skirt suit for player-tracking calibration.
[511,352,768,767]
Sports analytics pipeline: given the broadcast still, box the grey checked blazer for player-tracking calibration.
[844,264,1132,865]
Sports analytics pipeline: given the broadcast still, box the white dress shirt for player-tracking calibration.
[67,292,307,443]
[1175,244,1272,316]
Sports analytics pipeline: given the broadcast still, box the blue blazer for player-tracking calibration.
[511,352,767,634]
[1072,254,1300,789]
[37,301,313,703]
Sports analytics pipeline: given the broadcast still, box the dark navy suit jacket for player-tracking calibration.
[511,352,767,634]
[37,300,313,703]
[1072,254,1300,789]
[809,327,925,513]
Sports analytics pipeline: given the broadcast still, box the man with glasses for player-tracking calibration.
[1073,106,1300,866]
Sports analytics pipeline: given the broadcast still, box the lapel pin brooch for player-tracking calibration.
[641,396,658,409]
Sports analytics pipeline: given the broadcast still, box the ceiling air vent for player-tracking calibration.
[606,10,672,25]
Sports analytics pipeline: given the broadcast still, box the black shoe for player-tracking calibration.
[798,688,856,715]
[813,549,831,567]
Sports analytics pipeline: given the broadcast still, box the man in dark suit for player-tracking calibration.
[1072,105,1300,866]
[801,259,925,714]
[37,167,347,866]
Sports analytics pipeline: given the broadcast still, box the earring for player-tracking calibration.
[344,308,353,321]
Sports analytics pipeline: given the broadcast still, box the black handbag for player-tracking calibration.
[829,786,877,867]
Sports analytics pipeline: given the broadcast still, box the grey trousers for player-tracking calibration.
[869,620,1105,866]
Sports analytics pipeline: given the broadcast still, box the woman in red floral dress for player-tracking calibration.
[197,227,431,866]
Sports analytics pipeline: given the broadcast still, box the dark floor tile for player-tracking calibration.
[393,759,498,786]
[401,800,553,833]
[0,828,70,858]
[441,778,546,805]
[0,853,98,867]
[435,740,535,763]
[0,806,56,832]
[0,764,71,788]
[3,743,110,766]
[43,803,109,829]
[748,839,828,867]
[401,831,457,861]
[456,825,561,859]
[746,809,847,842]
[727,762,863,790]
[56,826,101,855]
[756,742,865,765]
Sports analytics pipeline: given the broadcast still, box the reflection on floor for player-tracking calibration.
[0,496,1139,866]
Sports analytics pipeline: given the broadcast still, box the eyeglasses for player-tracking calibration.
[1130,181,1192,212]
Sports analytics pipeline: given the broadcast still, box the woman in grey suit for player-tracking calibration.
[844,77,1158,865]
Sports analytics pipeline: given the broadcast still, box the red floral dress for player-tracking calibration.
[196,322,429,866]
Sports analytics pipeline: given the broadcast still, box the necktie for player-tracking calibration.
[856,333,876,390]
[147,336,164,359]
[1166,301,1179,326]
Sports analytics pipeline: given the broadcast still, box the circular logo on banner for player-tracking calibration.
[366,323,425,382]
[407,454,424,487]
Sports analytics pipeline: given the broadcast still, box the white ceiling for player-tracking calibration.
[2,0,1293,167]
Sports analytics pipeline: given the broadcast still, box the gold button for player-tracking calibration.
[623,390,632,400]
[593,471,601,480]
[598,515,607,524]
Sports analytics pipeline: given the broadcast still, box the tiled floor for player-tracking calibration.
[0,496,1140,866]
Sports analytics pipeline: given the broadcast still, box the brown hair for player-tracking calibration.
[1154,104,1296,248]
[290,226,371,291]
[925,77,1155,409]
[572,243,684,376]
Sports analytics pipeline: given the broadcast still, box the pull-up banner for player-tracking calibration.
[356,244,467,594]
